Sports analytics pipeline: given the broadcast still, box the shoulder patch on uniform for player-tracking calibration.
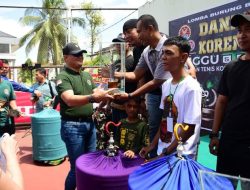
[87,79,91,86]
[56,80,62,86]
[4,89,9,95]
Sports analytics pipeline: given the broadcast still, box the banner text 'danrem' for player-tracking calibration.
[198,16,238,54]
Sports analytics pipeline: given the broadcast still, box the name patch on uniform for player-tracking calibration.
[4,89,9,96]
[56,80,62,86]
[87,80,91,86]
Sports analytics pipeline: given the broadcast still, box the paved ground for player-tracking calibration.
[16,129,69,190]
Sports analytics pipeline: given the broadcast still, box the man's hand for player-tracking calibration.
[34,90,42,97]
[100,66,110,78]
[92,87,114,103]
[8,109,24,117]
[113,92,129,101]
[139,145,153,158]
[43,101,52,108]
[209,138,219,155]
[0,134,19,159]
[124,150,135,158]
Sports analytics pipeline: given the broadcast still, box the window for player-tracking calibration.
[0,44,9,53]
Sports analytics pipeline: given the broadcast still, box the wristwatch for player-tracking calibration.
[209,132,219,139]
[88,95,96,103]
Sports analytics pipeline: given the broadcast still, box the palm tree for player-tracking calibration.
[19,0,85,65]
[82,2,105,56]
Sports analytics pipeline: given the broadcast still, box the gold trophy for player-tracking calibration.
[107,42,126,94]
[108,64,119,88]
[99,42,126,93]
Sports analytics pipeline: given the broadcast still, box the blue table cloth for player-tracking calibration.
[129,154,234,190]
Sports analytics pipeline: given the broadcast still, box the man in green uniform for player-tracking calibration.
[0,61,20,136]
[56,43,112,190]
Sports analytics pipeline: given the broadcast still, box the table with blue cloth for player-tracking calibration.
[76,150,144,190]
[128,154,234,190]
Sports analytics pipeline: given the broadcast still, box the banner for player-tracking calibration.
[169,0,249,129]
[15,91,34,125]
[14,91,61,125]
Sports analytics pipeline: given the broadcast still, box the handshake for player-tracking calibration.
[106,88,129,100]
[92,85,130,103]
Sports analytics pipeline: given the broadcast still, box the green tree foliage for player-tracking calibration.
[18,58,34,85]
[84,54,111,66]
[19,0,85,65]
[82,2,105,56]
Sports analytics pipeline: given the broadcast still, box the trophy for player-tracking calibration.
[99,41,125,93]
[104,121,121,157]
[108,64,119,88]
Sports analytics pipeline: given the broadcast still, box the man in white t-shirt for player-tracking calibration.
[140,36,201,159]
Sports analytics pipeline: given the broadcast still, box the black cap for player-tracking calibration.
[123,19,138,32]
[112,33,125,43]
[231,13,250,27]
[63,43,87,55]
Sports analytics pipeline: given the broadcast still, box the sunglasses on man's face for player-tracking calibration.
[72,54,83,57]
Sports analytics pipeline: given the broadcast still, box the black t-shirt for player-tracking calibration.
[113,54,137,93]
[133,45,145,67]
[217,56,250,143]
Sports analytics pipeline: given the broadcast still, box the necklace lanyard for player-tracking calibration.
[168,77,184,117]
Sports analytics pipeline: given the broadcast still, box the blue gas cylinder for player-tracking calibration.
[31,108,67,161]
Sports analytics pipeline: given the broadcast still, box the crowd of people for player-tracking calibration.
[0,11,249,190]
